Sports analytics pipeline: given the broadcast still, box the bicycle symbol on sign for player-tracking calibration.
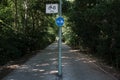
[48,5,56,12]
[46,4,58,14]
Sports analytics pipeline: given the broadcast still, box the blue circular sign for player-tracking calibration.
[55,16,64,27]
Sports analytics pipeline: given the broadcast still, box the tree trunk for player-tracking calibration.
[14,0,18,29]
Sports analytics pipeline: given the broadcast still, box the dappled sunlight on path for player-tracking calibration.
[2,43,118,80]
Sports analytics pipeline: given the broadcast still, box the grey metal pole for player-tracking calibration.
[59,0,62,16]
[58,0,62,76]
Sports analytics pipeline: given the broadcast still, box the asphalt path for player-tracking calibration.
[2,43,118,80]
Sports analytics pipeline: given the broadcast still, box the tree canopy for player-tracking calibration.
[63,0,120,69]
[0,0,57,65]
[0,0,120,70]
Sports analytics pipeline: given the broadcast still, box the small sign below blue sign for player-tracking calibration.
[55,16,64,27]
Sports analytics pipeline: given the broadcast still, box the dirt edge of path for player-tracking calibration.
[74,50,120,80]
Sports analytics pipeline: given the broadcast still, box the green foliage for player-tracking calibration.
[0,0,56,65]
[64,0,120,69]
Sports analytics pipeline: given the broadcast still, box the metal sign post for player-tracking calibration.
[46,0,63,76]
[55,11,64,77]
[58,0,62,76]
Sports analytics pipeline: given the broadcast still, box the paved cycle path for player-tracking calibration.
[2,43,118,80]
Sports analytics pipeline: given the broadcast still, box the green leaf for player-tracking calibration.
[0,19,3,23]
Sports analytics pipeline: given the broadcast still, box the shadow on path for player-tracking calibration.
[2,43,118,80]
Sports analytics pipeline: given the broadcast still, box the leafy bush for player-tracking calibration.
[65,0,120,69]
